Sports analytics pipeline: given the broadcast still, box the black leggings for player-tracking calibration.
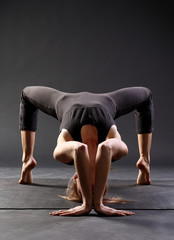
[19,86,154,141]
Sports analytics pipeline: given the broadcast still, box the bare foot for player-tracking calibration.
[136,157,151,185]
[18,157,37,184]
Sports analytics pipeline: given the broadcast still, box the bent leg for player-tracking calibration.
[19,131,37,184]
[109,87,154,185]
[19,86,65,184]
[136,133,152,185]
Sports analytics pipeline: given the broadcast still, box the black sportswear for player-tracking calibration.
[19,86,154,143]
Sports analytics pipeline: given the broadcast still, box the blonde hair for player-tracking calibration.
[59,173,131,204]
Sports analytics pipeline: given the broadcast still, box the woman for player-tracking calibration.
[19,86,154,216]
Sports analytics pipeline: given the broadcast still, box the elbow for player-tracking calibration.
[120,141,128,158]
[53,147,60,161]
[53,149,58,160]
[123,144,128,156]
[112,140,128,161]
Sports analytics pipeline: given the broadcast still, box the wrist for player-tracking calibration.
[83,202,92,211]
[93,199,102,208]
[82,196,93,210]
[93,202,103,212]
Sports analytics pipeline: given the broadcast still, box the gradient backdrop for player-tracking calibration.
[0,0,173,168]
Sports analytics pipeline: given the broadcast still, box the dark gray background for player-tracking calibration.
[0,0,173,168]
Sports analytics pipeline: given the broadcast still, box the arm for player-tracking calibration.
[93,125,134,216]
[51,129,93,216]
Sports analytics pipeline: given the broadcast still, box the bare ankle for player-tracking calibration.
[139,154,150,164]
[22,155,33,163]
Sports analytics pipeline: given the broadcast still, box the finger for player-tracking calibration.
[104,209,125,216]
[54,209,70,214]
[122,211,134,216]
[60,212,75,216]
[50,210,68,215]
[60,209,86,216]
[57,210,67,214]
[60,210,79,216]
[58,207,79,214]
[50,212,60,216]
[115,212,126,216]
[127,211,135,215]
[58,209,79,216]
[112,210,126,216]
[59,211,72,216]
[116,210,132,215]
[64,208,84,215]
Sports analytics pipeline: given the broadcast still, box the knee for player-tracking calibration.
[146,88,153,101]
[53,147,61,161]
[20,88,27,102]
[141,87,153,101]
[98,142,112,156]
[21,86,29,96]
[20,87,29,103]
[21,86,35,100]
[74,143,88,157]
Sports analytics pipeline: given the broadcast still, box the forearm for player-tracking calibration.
[73,144,93,209]
[93,138,128,208]
[93,143,111,207]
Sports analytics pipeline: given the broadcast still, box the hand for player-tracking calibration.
[50,204,91,216]
[94,203,135,216]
